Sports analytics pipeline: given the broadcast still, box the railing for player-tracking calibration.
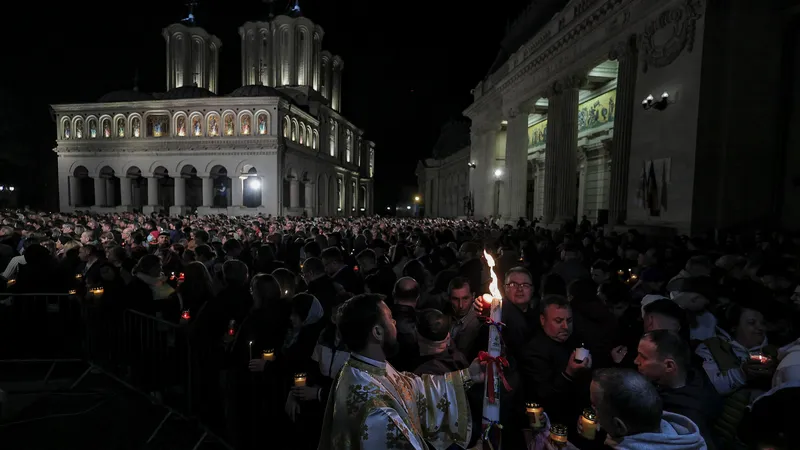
[0,293,232,449]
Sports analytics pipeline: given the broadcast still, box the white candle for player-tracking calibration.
[482,251,503,447]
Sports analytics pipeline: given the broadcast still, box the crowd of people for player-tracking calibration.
[1,209,799,450]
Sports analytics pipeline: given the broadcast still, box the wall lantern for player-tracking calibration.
[468,162,477,169]
[642,92,670,111]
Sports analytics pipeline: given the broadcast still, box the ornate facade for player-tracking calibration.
[52,8,374,217]
[460,0,797,234]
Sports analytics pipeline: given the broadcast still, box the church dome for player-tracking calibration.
[228,85,292,101]
[97,89,154,103]
[161,85,217,100]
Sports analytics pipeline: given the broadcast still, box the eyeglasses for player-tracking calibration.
[505,282,532,290]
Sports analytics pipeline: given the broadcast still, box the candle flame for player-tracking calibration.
[484,250,502,300]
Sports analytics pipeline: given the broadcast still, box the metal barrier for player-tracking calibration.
[1,293,232,450]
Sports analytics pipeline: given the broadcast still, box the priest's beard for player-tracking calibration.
[382,335,400,358]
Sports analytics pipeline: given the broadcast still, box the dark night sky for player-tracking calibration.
[3,0,532,209]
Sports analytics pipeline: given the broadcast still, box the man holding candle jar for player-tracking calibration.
[520,295,592,432]
[545,369,708,449]
[319,293,485,450]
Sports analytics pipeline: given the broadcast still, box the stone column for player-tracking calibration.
[608,36,638,226]
[502,110,531,223]
[543,76,581,225]
[289,178,300,208]
[304,181,314,210]
[106,179,116,206]
[93,177,107,207]
[202,177,213,207]
[259,176,267,207]
[232,177,243,207]
[147,176,158,206]
[119,177,131,206]
[174,177,186,206]
[70,176,81,206]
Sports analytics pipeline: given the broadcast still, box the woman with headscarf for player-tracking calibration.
[281,293,326,449]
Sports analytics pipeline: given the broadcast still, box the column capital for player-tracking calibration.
[547,75,586,97]
[609,34,638,62]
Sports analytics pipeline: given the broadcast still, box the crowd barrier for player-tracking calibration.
[0,293,232,450]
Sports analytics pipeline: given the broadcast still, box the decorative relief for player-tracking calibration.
[609,34,637,62]
[640,0,703,73]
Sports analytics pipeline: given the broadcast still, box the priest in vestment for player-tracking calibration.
[319,293,485,450]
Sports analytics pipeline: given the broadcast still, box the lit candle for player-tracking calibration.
[262,349,275,361]
[169,272,176,281]
[227,320,236,337]
[6,279,15,287]
[91,287,104,296]
[616,269,624,276]
[481,251,503,448]
[68,289,77,295]
[294,373,307,387]
[525,402,545,429]
[579,408,598,440]
[248,341,253,360]
[549,424,568,447]
[75,274,83,280]
[181,310,191,320]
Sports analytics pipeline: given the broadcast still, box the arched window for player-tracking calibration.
[176,115,187,137]
[88,118,98,139]
[257,113,269,135]
[223,112,235,136]
[75,118,84,139]
[299,122,305,145]
[306,127,312,147]
[345,130,352,162]
[283,116,290,138]
[292,119,298,141]
[312,130,318,150]
[101,118,111,138]
[240,112,252,135]
[190,114,203,136]
[62,119,71,139]
[207,113,221,137]
[116,117,125,138]
[131,117,141,138]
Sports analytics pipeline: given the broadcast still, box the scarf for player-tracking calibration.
[136,272,175,300]
[283,296,324,350]
[417,332,451,356]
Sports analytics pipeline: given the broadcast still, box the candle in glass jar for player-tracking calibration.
[91,287,104,296]
[68,289,77,295]
[227,319,236,336]
[549,424,568,447]
[262,349,275,361]
[525,402,545,429]
[75,274,83,280]
[579,408,598,440]
[294,373,307,387]
[181,310,191,320]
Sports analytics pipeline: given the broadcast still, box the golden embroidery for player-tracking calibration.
[388,373,415,404]
[436,397,451,413]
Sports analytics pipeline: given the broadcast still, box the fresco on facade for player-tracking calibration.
[527,120,548,148]
[578,89,616,133]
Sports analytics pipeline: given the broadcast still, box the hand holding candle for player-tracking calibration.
[578,408,598,440]
[526,402,545,429]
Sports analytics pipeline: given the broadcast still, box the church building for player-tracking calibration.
[51,2,375,217]
[423,0,798,235]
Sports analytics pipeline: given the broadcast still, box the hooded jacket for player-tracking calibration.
[610,412,707,450]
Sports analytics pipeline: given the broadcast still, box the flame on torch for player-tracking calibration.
[483,250,502,300]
